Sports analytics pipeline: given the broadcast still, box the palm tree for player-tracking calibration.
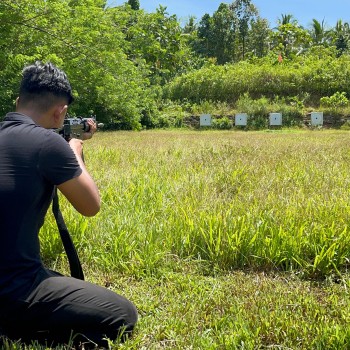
[309,19,329,45]
[277,14,297,26]
[330,19,350,55]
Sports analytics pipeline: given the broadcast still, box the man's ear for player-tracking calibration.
[59,104,68,118]
[53,104,68,122]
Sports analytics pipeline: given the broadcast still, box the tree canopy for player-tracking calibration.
[1,0,350,129]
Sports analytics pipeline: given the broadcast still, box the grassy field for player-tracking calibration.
[6,129,350,349]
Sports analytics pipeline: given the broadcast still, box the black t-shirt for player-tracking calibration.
[0,112,82,299]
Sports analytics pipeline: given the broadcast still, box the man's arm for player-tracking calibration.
[57,138,100,217]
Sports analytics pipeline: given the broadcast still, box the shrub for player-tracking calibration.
[340,120,350,130]
[247,115,268,130]
[320,92,349,109]
[272,96,305,127]
[212,116,233,130]
[236,93,270,117]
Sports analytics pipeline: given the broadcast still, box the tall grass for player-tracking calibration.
[8,129,349,349]
[41,129,350,279]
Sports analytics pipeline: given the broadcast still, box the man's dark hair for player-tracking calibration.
[19,61,74,110]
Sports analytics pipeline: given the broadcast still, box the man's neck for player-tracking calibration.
[16,107,52,128]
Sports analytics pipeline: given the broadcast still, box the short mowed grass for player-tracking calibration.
[7,129,350,349]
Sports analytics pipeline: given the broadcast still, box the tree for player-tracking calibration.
[270,15,311,58]
[309,19,330,46]
[248,17,271,58]
[182,15,197,35]
[277,14,296,26]
[195,4,238,64]
[211,3,236,64]
[230,0,258,60]
[128,0,140,11]
[181,16,206,69]
[0,0,152,129]
[120,5,195,83]
[196,13,214,58]
[329,20,350,56]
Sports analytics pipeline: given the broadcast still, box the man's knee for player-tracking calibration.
[119,297,138,332]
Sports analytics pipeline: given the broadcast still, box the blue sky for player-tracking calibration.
[106,0,350,28]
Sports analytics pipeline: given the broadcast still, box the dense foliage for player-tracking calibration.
[1,0,350,129]
[165,47,350,104]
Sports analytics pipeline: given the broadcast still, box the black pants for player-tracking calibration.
[0,273,138,348]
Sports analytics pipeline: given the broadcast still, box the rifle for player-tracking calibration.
[57,116,103,141]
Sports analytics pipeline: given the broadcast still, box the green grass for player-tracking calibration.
[11,129,350,349]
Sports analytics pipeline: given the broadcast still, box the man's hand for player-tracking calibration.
[68,138,84,158]
[82,119,97,140]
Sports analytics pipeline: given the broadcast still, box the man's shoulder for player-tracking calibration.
[4,112,64,140]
